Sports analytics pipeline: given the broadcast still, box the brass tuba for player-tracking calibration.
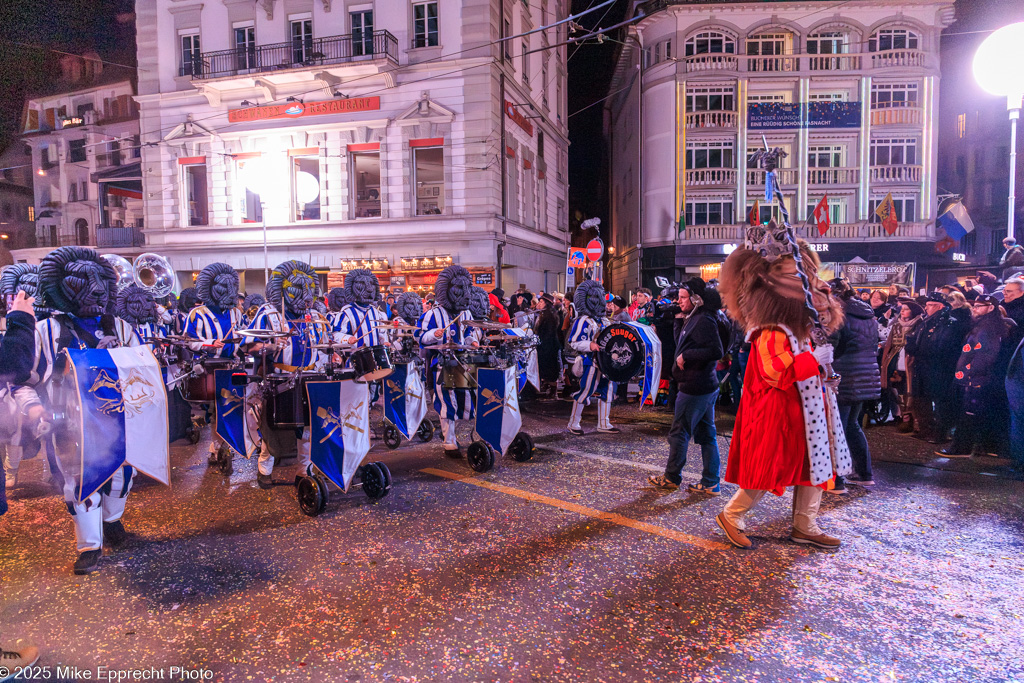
[101,254,135,291]
[132,252,176,298]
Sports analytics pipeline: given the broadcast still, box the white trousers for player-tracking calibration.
[62,465,135,552]
[568,400,613,430]
[257,429,312,476]
[722,485,824,536]
[440,418,459,449]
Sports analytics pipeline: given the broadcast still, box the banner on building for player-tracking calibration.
[836,262,916,289]
[748,102,862,130]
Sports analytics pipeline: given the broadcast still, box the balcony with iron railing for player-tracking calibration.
[685,110,738,129]
[746,55,799,73]
[684,168,737,186]
[186,30,399,80]
[807,167,860,185]
[870,102,924,126]
[870,165,922,183]
[97,224,145,248]
[680,221,934,244]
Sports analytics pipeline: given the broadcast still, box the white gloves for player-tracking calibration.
[812,343,834,366]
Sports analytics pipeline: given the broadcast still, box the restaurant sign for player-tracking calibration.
[227,97,381,123]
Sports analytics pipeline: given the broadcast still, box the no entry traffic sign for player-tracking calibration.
[586,238,604,262]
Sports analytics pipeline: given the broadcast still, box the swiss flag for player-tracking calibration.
[748,199,760,226]
[812,195,830,236]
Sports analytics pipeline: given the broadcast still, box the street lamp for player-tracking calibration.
[973,21,1024,240]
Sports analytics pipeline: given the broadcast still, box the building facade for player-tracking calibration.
[135,0,569,296]
[605,0,955,294]
[16,53,144,264]
[0,143,36,257]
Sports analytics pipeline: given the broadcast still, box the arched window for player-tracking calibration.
[684,31,735,57]
[746,31,796,72]
[869,27,919,52]
[75,218,89,246]
[807,27,855,70]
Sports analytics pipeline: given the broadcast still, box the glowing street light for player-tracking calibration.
[973,21,1024,240]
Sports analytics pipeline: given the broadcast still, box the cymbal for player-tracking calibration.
[311,342,349,351]
[238,328,293,339]
[434,343,478,351]
[460,320,511,330]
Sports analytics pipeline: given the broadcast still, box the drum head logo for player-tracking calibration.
[595,324,644,383]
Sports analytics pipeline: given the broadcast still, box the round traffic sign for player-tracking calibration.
[586,238,604,262]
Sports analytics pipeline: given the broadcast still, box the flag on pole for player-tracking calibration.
[935,235,957,254]
[875,192,899,236]
[936,197,976,241]
[748,199,760,226]
[812,194,831,236]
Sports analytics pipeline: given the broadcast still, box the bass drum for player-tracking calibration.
[267,373,327,428]
[594,323,645,384]
[183,358,239,403]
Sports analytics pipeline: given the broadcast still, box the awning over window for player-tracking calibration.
[92,162,143,200]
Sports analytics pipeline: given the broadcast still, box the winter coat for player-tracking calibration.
[880,315,922,390]
[955,310,1017,408]
[905,306,970,398]
[831,297,881,404]
[670,305,724,396]
[1003,296,1024,349]
[534,308,561,382]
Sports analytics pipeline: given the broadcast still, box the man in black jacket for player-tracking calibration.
[829,281,881,490]
[0,290,44,672]
[649,279,724,494]
[906,293,970,444]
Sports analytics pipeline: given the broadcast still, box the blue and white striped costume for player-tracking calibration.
[419,307,480,420]
[332,303,390,349]
[31,315,141,552]
[569,315,614,405]
[184,306,244,359]
[243,304,328,371]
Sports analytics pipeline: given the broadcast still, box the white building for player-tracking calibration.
[17,53,144,264]
[605,0,956,293]
[135,0,569,296]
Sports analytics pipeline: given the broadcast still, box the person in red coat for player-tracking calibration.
[714,229,851,550]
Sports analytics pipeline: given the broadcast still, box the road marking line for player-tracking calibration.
[421,468,729,551]
[540,446,664,473]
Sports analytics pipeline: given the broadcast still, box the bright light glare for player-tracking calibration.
[973,22,1024,100]
[295,171,320,204]
[723,243,738,255]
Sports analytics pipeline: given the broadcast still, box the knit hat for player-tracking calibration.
[903,301,925,318]
[925,293,950,306]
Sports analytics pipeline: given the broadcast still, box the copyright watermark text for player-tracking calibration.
[0,665,214,681]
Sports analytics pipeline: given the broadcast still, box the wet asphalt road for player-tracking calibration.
[1,397,1022,683]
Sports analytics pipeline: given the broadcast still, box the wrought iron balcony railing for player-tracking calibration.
[185,30,399,80]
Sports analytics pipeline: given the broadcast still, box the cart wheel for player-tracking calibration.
[508,432,535,462]
[216,447,234,475]
[362,462,391,500]
[416,420,435,443]
[297,476,328,516]
[382,424,402,450]
[467,440,495,473]
[186,423,201,445]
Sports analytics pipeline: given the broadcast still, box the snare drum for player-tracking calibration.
[441,364,477,390]
[350,344,394,382]
[184,358,239,403]
[266,372,327,428]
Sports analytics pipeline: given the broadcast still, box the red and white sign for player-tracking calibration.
[586,238,604,262]
[227,97,381,123]
[504,100,535,137]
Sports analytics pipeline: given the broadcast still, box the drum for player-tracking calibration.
[350,345,394,382]
[266,372,328,428]
[456,350,493,366]
[594,323,646,383]
[184,358,239,403]
[441,364,477,390]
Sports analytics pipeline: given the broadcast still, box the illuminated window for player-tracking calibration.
[413,147,444,216]
[183,163,208,226]
[235,158,263,223]
[351,153,381,218]
[28,206,34,221]
[957,113,967,139]
[292,156,321,221]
